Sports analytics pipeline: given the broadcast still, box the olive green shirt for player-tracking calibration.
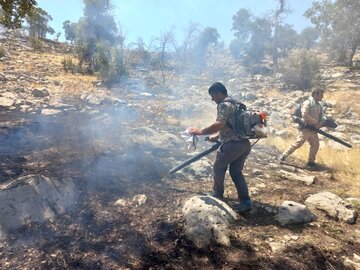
[217,97,241,143]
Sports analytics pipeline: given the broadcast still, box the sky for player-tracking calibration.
[36,0,314,47]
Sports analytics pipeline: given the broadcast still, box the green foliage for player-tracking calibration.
[230,9,272,65]
[62,20,77,43]
[281,49,320,90]
[74,39,96,73]
[231,9,253,40]
[299,27,320,49]
[73,0,121,78]
[26,7,54,39]
[0,45,5,57]
[61,56,78,73]
[195,27,220,50]
[95,41,127,87]
[305,0,360,66]
[229,39,245,60]
[277,24,299,56]
[63,0,127,86]
[0,0,37,28]
[231,5,298,71]
[190,27,220,71]
[80,0,118,44]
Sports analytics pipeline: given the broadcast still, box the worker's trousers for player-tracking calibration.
[213,139,251,203]
[283,128,320,163]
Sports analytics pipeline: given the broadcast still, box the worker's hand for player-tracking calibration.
[187,127,201,136]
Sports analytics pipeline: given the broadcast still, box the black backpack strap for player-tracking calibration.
[219,98,247,138]
[219,98,246,110]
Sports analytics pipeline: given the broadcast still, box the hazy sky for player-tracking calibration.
[36,0,314,46]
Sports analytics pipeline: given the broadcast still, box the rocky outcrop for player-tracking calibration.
[0,175,76,239]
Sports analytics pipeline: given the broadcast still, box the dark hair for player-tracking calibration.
[311,87,325,95]
[208,82,227,95]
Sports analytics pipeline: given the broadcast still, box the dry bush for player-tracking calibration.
[61,56,78,73]
[30,37,43,51]
[0,45,5,57]
[281,49,320,90]
[126,49,150,69]
[326,90,360,116]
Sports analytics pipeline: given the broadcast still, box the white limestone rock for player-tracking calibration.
[276,201,315,226]
[182,195,237,248]
[305,192,358,224]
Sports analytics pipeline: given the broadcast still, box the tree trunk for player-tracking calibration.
[348,43,358,67]
[272,0,285,74]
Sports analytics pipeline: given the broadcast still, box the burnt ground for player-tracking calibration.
[0,106,359,270]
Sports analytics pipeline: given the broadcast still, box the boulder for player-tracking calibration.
[0,175,76,239]
[32,88,49,98]
[343,253,360,270]
[173,158,213,180]
[276,201,315,226]
[305,192,357,224]
[279,170,317,185]
[124,126,183,155]
[0,96,15,108]
[182,195,237,248]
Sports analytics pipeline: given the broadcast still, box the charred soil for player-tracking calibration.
[0,33,359,270]
[0,109,359,270]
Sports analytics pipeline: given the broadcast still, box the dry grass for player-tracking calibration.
[270,134,360,197]
[267,80,360,197]
[261,88,288,99]
[0,37,109,104]
[41,53,98,95]
[326,90,360,116]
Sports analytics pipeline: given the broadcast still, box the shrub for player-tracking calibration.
[95,42,127,87]
[281,49,320,90]
[61,56,78,73]
[0,45,5,57]
[29,37,43,51]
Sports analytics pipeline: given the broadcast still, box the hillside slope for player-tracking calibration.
[0,31,360,269]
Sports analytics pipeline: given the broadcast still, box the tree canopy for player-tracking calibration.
[0,0,37,28]
[64,0,126,86]
[305,0,360,66]
[299,27,319,50]
[230,8,272,65]
[26,7,54,39]
[63,20,77,43]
